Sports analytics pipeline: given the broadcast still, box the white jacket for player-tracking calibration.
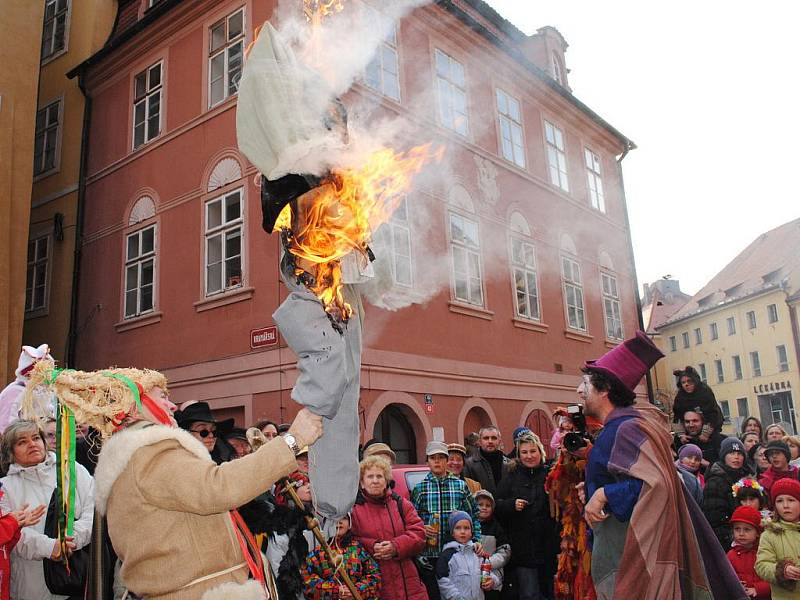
[0,451,94,600]
[436,540,501,600]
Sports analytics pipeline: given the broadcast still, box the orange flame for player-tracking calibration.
[278,143,444,320]
[303,0,344,22]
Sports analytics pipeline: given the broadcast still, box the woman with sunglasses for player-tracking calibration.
[176,402,236,464]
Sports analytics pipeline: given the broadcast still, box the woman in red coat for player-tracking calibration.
[350,456,428,600]
[0,487,46,600]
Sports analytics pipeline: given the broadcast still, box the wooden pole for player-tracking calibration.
[281,480,362,600]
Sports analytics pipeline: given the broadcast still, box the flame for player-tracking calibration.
[279,143,444,320]
[303,0,344,22]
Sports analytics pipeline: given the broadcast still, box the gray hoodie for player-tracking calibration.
[435,540,501,600]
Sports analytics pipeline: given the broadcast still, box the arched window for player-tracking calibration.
[448,185,484,306]
[124,195,158,319]
[509,212,540,321]
[373,405,417,464]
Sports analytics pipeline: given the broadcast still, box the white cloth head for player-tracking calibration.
[15,344,52,380]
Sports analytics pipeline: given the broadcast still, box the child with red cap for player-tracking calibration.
[727,505,770,599]
[755,478,800,599]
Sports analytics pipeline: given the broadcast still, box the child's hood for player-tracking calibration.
[442,540,475,553]
[764,518,800,535]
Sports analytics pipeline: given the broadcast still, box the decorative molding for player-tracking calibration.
[512,318,548,333]
[207,157,243,192]
[129,195,156,225]
[473,154,499,206]
[193,286,254,312]
[564,329,593,343]
[114,311,163,332]
[448,301,494,320]
[508,211,531,236]
[448,183,475,213]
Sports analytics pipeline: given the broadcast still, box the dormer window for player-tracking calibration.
[724,283,742,298]
[551,52,564,85]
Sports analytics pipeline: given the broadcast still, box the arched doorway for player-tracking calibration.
[463,406,491,441]
[373,404,418,464]
[525,409,555,458]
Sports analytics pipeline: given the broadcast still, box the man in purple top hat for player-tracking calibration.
[579,331,747,600]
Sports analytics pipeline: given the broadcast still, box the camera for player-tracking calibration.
[562,404,593,453]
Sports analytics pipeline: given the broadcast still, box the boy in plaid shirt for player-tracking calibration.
[411,441,481,600]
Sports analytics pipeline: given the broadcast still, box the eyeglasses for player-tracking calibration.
[190,428,217,438]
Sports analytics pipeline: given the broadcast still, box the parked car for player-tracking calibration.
[391,465,428,499]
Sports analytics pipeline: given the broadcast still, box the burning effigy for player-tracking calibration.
[236,0,440,519]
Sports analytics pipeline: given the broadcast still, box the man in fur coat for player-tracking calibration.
[22,363,323,600]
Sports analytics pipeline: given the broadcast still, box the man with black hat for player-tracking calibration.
[579,331,746,599]
[175,401,236,464]
[758,440,800,500]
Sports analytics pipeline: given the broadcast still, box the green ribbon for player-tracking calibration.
[54,402,77,561]
[102,372,143,413]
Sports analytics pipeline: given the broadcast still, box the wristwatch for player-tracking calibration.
[282,433,302,456]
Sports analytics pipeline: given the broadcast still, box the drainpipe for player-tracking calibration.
[66,70,91,368]
[616,142,655,403]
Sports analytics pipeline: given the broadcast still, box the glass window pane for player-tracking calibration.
[147,93,160,139]
[125,290,138,317]
[496,89,507,114]
[365,57,381,89]
[125,264,138,291]
[149,64,161,89]
[207,200,222,230]
[37,238,48,260]
[455,278,467,301]
[140,284,154,312]
[27,242,35,263]
[225,255,242,285]
[206,263,222,294]
[210,22,225,52]
[141,227,155,254]
[127,234,139,260]
[225,193,241,222]
[395,256,411,285]
[509,97,520,122]
[135,73,147,99]
[225,228,241,259]
[435,50,449,77]
[451,61,465,87]
[469,279,482,304]
[207,234,222,265]
[228,42,243,94]
[141,260,154,286]
[228,10,243,39]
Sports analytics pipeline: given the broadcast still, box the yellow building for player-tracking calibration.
[1,1,46,383]
[658,218,800,434]
[22,0,115,365]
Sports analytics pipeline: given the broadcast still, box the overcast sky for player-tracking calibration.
[484,1,800,297]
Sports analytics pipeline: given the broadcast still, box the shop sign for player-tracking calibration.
[251,326,278,349]
[753,380,792,394]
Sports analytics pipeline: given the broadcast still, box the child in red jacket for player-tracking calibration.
[727,505,771,600]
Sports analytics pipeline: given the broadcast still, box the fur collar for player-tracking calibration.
[94,422,211,514]
[201,579,266,599]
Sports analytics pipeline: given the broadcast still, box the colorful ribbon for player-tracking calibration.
[55,401,76,570]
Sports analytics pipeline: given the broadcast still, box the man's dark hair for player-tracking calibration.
[682,409,705,424]
[581,368,635,407]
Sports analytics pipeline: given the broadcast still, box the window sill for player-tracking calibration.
[114,311,163,332]
[604,338,623,349]
[512,318,548,333]
[33,167,60,183]
[24,307,50,320]
[40,47,68,68]
[448,301,494,320]
[564,329,593,343]
[194,286,254,312]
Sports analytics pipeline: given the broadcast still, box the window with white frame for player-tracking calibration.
[561,256,585,331]
[33,100,61,176]
[777,345,789,372]
[510,237,539,320]
[209,8,244,108]
[434,49,468,136]
[720,400,731,423]
[41,0,69,60]
[377,197,412,286]
[710,322,719,340]
[601,272,623,340]
[715,359,724,383]
[750,351,761,377]
[732,355,743,380]
[496,89,525,168]
[25,237,49,312]
[585,148,605,212]
[133,62,163,149]
[124,226,156,318]
[545,121,568,191]
[551,52,564,85]
[747,310,757,329]
[737,397,749,417]
[698,363,707,382]
[205,189,243,295]
[768,303,779,324]
[364,25,400,101]
[681,332,690,349]
[669,336,677,352]
[449,212,482,305]
[694,327,702,344]
[727,316,736,335]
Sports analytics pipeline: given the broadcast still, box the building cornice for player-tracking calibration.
[656,283,785,331]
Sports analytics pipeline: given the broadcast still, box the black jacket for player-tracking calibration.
[462,450,510,495]
[673,383,724,434]
[702,461,752,548]
[494,462,558,568]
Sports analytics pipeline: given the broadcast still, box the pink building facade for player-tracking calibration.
[72,0,640,463]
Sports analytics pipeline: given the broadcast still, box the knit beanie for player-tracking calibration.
[771,478,800,505]
[719,437,746,462]
[729,505,763,531]
[765,440,791,462]
[475,489,495,506]
[448,510,472,534]
[678,444,702,461]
